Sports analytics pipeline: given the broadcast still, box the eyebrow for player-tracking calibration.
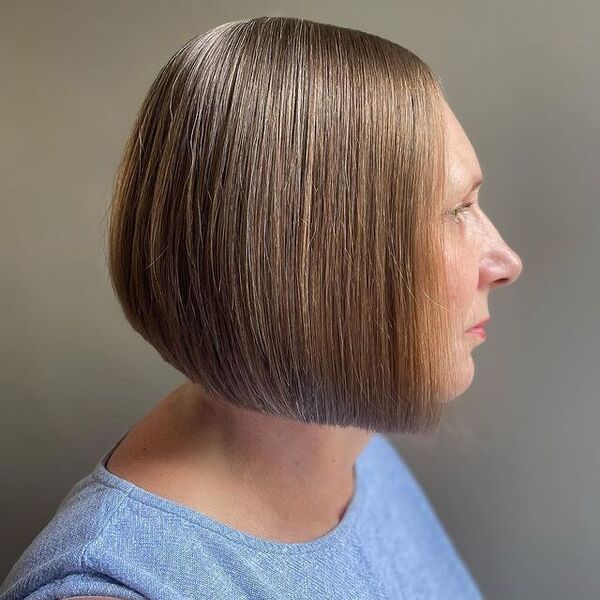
[466,175,484,195]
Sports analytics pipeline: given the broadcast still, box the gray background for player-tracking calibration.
[2,1,598,598]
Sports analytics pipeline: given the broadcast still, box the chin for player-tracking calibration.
[441,355,475,402]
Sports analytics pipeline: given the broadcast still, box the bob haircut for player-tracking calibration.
[106,16,460,435]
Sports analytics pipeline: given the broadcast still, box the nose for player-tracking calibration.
[483,238,523,289]
[475,206,524,288]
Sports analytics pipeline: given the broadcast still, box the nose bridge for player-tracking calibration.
[480,212,523,287]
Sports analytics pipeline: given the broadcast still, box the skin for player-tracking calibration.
[104,97,523,545]
[441,99,523,397]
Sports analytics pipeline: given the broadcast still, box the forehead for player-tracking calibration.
[442,100,483,195]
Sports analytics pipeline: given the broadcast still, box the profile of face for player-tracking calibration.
[441,99,523,398]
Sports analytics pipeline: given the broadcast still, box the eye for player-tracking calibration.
[448,201,475,223]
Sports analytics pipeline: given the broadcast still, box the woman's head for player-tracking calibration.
[106,16,521,435]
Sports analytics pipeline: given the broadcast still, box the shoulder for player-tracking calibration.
[357,435,483,597]
[365,433,450,497]
[0,474,148,600]
[359,434,441,530]
[360,434,464,558]
[362,433,447,520]
[360,433,416,485]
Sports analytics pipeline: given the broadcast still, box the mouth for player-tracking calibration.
[468,317,490,330]
[466,317,490,339]
[467,327,487,340]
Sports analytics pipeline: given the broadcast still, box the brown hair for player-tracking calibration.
[105,16,459,434]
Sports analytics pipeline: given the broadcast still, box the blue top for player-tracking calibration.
[1,431,483,600]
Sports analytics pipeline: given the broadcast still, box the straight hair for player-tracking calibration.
[105,16,460,434]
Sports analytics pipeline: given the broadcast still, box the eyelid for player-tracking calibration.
[461,190,482,211]
[455,200,474,210]
[447,200,475,222]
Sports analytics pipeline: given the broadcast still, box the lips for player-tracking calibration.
[467,317,490,331]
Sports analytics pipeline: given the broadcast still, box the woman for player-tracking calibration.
[1,15,522,600]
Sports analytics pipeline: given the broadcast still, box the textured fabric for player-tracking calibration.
[1,431,483,600]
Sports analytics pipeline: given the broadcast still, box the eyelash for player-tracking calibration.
[449,201,475,222]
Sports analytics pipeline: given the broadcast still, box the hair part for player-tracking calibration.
[105,16,460,434]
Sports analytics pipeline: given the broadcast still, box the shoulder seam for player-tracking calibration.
[79,485,135,570]
[77,487,189,600]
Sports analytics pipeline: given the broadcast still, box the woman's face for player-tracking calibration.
[441,99,523,397]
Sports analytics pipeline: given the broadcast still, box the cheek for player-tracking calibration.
[448,264,475,305]
[443,240,480,336]
[443,243,477,304]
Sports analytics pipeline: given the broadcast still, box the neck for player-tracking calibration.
[168,380,373,539]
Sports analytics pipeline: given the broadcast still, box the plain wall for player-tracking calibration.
[2,1,599,598]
